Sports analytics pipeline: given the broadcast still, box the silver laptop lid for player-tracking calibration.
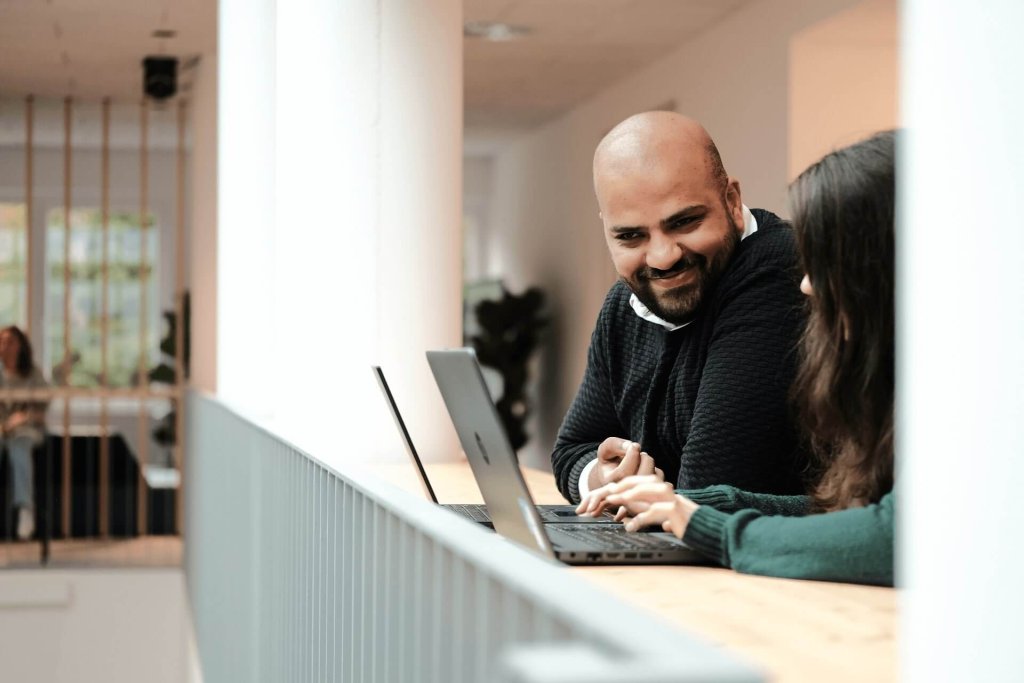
[426,348,555,558]
[371,366,439,504]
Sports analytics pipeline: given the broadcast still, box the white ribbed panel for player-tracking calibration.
[185,392,758,683]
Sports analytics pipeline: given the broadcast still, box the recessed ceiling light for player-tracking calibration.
[152,29,177,39]
[464,21,531,41]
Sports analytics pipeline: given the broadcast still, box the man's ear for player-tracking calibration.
[725,177,744,233]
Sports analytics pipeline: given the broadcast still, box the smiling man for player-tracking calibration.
[552,111,809,504]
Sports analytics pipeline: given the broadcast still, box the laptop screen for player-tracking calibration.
[426,348,555,557]
[372,366,439,504]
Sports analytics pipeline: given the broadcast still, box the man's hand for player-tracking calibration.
[588,438,664,491]
[575,475,699,539]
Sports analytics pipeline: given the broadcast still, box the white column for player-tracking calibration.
[901,1,1024,680]
[217,0,463,465]
[376,0,464,462]
[270,0,383,462]
[216,0,276,418]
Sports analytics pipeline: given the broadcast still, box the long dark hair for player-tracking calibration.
[789,131,896,512]
[2,325,35,378]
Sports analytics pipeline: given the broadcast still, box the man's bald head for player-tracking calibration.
[593,111,728,200]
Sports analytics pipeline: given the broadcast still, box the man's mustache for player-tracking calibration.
[638,255,705,281]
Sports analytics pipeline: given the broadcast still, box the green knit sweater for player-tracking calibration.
[679,485,894,586]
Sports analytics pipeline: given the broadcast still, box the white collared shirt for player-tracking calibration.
[577,205,759,498]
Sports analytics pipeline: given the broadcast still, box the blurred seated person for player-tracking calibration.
[578,131,897,586]
[0,325,50,540]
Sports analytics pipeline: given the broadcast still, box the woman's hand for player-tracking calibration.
[575,475,700,539]
[4,411,29,432]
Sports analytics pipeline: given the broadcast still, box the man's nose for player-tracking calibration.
[646,232,682,270]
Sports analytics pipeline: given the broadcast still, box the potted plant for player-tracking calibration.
[469,286,547,452]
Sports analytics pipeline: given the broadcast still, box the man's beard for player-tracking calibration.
[625,220,741,325]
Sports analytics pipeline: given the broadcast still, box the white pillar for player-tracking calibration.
[377,0,464,462]
[270,0,383,462]
[217,0,276,418]
[901,1,1024,679]
[216,0,463,465]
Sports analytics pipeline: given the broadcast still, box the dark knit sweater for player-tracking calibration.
[552,209,808,503]
[681,485,895,586]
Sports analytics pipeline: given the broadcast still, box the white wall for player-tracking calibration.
[473,0,861,468]
[463,155,495,282]
[901,0,1024,679]
[788,0,898,180]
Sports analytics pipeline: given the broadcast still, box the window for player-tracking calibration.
[45,207,158,387]
[0,202,28,326]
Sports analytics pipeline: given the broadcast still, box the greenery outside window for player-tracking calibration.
[0,202,28,326]
[46,207,158,387]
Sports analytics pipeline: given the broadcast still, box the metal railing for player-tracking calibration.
[185,392,759,683]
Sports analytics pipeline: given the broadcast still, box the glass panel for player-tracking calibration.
[0,202,28,326]
[46,207,159,387]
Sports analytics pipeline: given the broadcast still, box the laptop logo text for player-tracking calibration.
[475,432,491,464]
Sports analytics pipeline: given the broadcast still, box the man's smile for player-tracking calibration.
[649,268,694,288]
[644,264,698,290]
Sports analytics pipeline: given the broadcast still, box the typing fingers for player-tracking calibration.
[575,480,617,515]
[602,481,675,517]
[623,501,683,537]
[576,473,644,515]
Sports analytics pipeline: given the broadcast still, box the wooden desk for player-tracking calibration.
[368,460,897,683]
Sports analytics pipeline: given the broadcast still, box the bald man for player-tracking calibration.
[552,112,808,504]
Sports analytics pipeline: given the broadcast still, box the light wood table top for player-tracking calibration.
[368,460,897,683]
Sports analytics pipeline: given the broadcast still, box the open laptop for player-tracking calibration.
[372,365,615,526]
[426,348,711,566]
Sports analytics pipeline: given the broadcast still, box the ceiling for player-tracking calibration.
[0,0,215,101]
[0,0,752,129]
[464,0,752,128]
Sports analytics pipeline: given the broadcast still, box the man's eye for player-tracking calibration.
[669,216,699,230]
[615,232,642,242]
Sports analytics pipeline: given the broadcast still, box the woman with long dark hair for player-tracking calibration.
[0,325,50,540]
[576,131,897,585]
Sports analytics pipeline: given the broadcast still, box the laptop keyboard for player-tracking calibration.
[538,507,614,522]
[446,505,614,523]
[552,525,681,550]
[446,504,491,522]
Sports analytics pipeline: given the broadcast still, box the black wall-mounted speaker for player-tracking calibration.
[142,56,178,100]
